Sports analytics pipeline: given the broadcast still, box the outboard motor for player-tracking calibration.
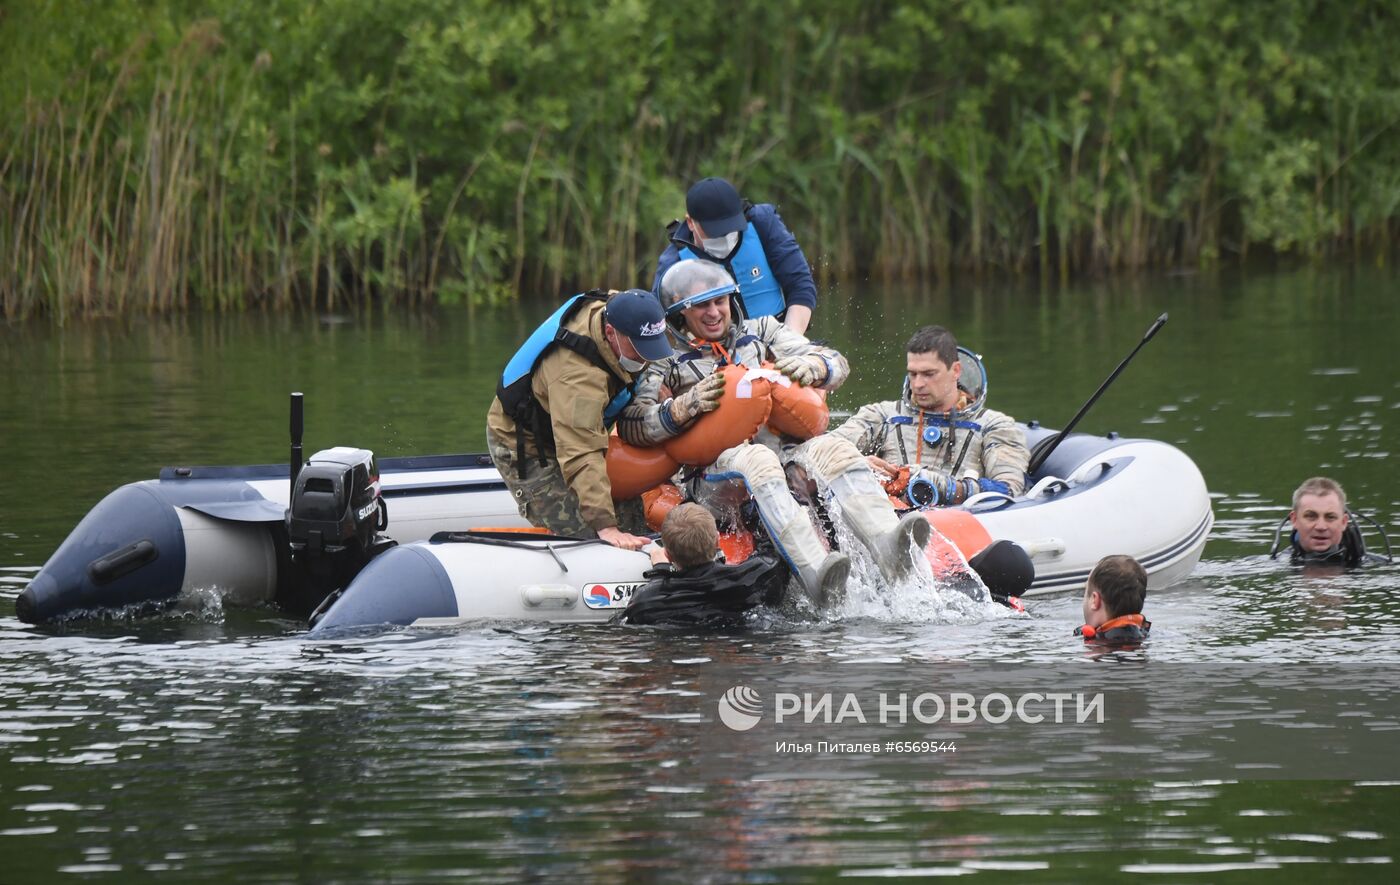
[286,447,395,617]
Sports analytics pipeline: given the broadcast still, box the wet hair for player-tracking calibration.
[1292,476,1346,512]
[661,503,719,570]
[906,325,958,367]
[1087,555,1147,618]
[658,260,737,312]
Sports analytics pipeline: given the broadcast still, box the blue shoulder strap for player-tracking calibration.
[603,386,633,427]
[500,294,586,387]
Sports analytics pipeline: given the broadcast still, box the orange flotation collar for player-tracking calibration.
[765,361,829,439]
[607,359,831,498]
[1075,613,1150,640]
[606,364,773,498]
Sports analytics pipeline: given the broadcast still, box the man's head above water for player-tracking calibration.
[1290,476,1349,554]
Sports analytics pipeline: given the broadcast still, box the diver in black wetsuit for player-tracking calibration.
[1274,477,1390,567]
[1075,555,1151,646]
[616,503,787,629]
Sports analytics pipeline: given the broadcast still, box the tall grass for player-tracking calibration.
[2,0,1398,321]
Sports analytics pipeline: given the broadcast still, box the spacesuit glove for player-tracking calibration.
[773,354,829,387]
[976,477,1011,495]
[907,470,984,507]
[669,372,725,424]
[905,468,948,507]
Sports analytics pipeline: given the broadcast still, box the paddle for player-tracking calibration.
[290,391,304,499]
[1027,312,1168,475]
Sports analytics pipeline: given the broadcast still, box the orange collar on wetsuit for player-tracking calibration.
[1075,613,1151,640]
[677,334,762,368]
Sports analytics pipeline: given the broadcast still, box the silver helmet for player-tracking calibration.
[657,260,746,333]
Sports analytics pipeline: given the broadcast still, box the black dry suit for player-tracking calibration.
[614,556,787,629]
[1288,519,1383,567]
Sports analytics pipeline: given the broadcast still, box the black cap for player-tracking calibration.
[685,177,746,236]
[604,289,674,362]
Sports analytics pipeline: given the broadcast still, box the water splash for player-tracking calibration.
[172,585,228,622]
[821,502,1006,625]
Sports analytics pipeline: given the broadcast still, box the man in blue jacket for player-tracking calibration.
[652,177,817,334]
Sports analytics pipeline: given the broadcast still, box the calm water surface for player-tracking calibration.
[1,267,1398,881]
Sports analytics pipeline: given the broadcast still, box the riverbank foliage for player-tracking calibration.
[3,0,1398,318]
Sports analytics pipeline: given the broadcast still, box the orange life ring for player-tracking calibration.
[663,364,773,465]
[922,508,994,577]
[718,529,755,564]
[641,483,683,532]
[606,435,679,500]
[606,365,778,499]
[766,380,829,439]
[642,482,755,563]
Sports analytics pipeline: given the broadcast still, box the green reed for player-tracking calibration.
[2,0,1397,320]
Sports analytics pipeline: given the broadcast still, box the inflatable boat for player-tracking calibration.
[16,420,1212,628]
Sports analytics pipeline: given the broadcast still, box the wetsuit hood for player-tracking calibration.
[1289,520,1368,567]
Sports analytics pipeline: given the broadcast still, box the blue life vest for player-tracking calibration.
[679,221,784,319]
[496,291,634,473]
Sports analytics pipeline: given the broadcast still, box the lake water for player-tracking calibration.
[1,266,1398,880]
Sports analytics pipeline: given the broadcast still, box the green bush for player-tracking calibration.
[2,0,1397,318]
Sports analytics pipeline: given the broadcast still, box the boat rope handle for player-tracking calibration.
[429,532,611,556]
[1068,460,1115,483]
[961,491,1017,512]
[1025,476,1072,498]
[542,543,568,572]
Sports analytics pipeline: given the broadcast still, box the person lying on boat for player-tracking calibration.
[1274,476,1389,567]
[1075,554,1151,646]
[616,260,931,607]
[616,503,787,628]
[487,288,673,551]
[829,324,1029,508]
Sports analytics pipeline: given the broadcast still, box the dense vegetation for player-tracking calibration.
[3,0,1398,319]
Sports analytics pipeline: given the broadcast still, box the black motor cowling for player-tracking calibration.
[286,447,395,615]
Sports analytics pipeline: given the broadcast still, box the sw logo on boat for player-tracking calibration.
[583,582,643,609]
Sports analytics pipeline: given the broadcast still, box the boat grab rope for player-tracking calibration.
[429,531,618,572]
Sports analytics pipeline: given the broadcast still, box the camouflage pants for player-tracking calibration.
[487,433,646,538]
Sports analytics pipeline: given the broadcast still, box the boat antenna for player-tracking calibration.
[290,391,304,500]
[1027,313,1168,475]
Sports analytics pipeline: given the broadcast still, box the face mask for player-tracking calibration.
[701,231,739,258]
[619,355,647,373]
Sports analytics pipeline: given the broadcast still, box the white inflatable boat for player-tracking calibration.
[17,424,1212,629]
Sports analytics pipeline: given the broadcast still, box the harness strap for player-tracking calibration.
[504,294,633,478]
[703,340,733,365]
